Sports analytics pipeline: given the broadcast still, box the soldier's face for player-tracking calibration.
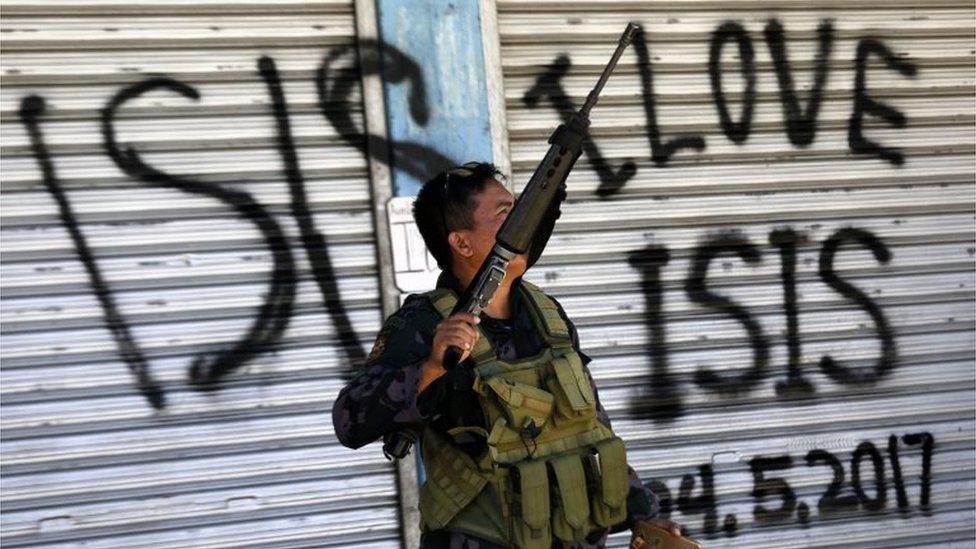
[457,178,528,276]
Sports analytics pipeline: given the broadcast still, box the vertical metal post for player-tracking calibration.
[352,1,422,547]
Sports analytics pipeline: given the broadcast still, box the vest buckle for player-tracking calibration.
[521,418,543,439]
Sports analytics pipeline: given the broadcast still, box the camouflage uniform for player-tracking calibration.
[333,270,661,548]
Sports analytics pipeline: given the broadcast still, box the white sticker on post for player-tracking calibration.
[387,196,440,295]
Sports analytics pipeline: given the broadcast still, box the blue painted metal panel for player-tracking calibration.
[377,0,494,196]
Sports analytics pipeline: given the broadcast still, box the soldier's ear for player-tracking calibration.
[447,231,474,259]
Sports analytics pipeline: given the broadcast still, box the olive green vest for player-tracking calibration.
[417,281,631,548]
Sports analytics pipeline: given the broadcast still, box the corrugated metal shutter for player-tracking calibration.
[497,1,975,547]
[1,2,401,547]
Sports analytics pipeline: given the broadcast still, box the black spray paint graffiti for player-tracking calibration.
[520,25,714,198]
[20,96,167,410]
[818,228,897,384]
[523,54,638,197]
[259,56,367,384]
[627,245,682,422]
[710,22,757,145]
[525,20,917,198]
[21,41,455,407]
[764,19,833,147]
[709,19,917,158]
[20,20,914,409]
[685,232,770,395]
[769,228,815,397]
[848,39,919,166]
[627,227,897,422]
[100,77,298,389]
[316,40,458,181]
[649,432,935,538]
[632,27,707,168]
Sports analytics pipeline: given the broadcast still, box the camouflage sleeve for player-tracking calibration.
[331,295,440,450]
[551,292,663,527]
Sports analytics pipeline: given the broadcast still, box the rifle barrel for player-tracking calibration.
[580,22,639,117]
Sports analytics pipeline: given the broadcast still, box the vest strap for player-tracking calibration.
[519,281,573,349]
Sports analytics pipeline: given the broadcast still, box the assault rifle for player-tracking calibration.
[383,23,639,460]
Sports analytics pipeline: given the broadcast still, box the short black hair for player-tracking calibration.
[412,161,505,272]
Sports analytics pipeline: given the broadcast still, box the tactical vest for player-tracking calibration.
[417,281,631,548]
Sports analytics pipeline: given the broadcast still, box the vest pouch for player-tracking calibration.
[484,376,554,433]
[547,353,596,425]
[588,437,629,527]
[548,453,591,542]
[513,459,552,549]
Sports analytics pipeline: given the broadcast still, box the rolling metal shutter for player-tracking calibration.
[1,1,400,547]
[497,1,975,547]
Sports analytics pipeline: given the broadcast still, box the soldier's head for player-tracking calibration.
[413,162,527,282]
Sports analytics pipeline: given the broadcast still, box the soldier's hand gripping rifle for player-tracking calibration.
[382,23,639,460]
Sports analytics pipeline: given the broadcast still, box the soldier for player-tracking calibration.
[333,162,682,548]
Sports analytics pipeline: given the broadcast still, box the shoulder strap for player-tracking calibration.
[518,281,573,348]
[424,287,457,319]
